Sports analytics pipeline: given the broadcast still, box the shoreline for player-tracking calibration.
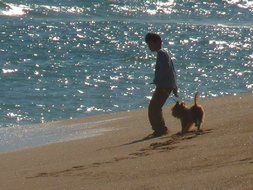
[0,92,252,154]
[0,116,128,153]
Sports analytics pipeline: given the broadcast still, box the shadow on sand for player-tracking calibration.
[121,128,213,146]
[121,133,161,146]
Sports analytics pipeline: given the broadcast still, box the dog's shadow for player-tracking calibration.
[169,128,213,139]
[121,133,161,146]
[122,128,213,147]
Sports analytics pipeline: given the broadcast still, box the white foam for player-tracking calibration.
[2,69,18,74]
[224,0,253,9]
[0,3,86,17]
[0,117,128,153]
[0,3,31,17]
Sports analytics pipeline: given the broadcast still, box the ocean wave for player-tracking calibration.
[0,1,30,16]
[110,1,176,16]
[223,0,253,10]
[0,1,86,17]
[29,4,86,16]
[1,0,253,21]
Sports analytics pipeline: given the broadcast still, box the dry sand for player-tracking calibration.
[0,93,252,190]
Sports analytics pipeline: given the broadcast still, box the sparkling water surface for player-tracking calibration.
[1,0,253,128]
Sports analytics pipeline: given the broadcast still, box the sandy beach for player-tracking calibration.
[0,93,252,190]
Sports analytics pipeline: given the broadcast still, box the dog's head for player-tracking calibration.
[171,101,186,118]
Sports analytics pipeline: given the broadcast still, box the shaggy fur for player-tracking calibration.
[171,92,204,134]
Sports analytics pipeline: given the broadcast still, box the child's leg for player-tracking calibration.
[148,88,171,133]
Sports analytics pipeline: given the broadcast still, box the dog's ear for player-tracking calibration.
[174,101,179,107]
[180,102,185,106]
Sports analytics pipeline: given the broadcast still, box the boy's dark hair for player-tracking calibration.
[145,32,162,43]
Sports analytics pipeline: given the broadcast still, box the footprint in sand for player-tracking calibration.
[72,165,86,170]
[129,152,150,157]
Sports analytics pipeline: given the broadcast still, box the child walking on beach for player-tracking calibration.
[145,32,178,136]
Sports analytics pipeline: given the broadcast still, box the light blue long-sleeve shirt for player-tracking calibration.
[153,49,177,89]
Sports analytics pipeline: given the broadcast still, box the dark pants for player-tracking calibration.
[148,87,172,132]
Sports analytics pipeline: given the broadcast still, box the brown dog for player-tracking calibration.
[171,92,204,134]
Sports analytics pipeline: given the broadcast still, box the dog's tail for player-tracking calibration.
[194,92,199,106]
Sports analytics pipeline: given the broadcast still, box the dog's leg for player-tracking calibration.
[180,119,187,134]
[195,120,200,131]
[197,122,201,131]
[181,119,192,134]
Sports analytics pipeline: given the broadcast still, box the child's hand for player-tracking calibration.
[173,88,179,97]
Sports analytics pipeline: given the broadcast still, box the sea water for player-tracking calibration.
[0,1,252,130]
